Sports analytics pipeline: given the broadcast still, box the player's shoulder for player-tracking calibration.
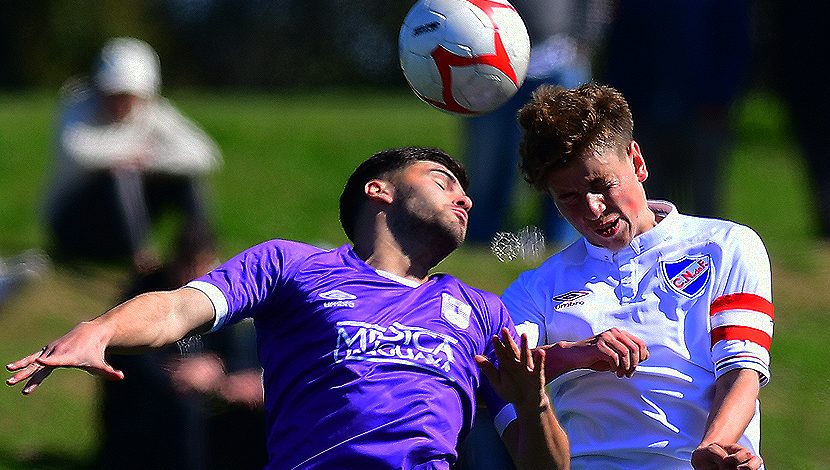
[500,241,586,303]
[519,239,586,281]
[432,273,504,307]
[246,238,330,263]
[677,213,765,248]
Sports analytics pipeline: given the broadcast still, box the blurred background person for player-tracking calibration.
[601,0,753,217]
[42,37,222,273]
[462,0,613,249]
[101,221,267,470]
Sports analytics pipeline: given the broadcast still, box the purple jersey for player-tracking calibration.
[187,240,515,469]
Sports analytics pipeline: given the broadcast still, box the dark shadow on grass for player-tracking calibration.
[0,447,95,470]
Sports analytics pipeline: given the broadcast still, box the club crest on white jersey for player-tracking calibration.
[660,254,712,298]
[441,293,471,329]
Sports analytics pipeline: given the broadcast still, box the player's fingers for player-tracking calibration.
[6,347,51,386]
[722,444,760,469]
[6,348,47,372]
[736,455,763,470]
[490,334,508,363]
[532,348,546,385]
[519,333,532,371]
[594,340,620,370]
[501,328,521,360]
[6,362,40,386]
[474,354,498,383]
[21,364,56,395]
[615,334,643,377]
[621,330,650,365]
[597,333,630,375]
[628,333,650,362]
[723,449,753,465]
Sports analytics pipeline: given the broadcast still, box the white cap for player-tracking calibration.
[94,37,161,97]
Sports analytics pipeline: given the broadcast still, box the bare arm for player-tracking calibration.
[476,329,569,470]
[6,286,215,395]
[691,368,763,469]
[540,328,650,380]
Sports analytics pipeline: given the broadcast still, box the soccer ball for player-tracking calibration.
[399,0,530,115]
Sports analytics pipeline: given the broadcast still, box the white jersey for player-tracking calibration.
[501,201,773,469]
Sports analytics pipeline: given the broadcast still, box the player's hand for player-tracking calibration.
[6,321,124,395]
[691,442,763,470]
[475,328,548,412]
[167,353,225,395]
[218,370,264,409]
[557,328,649,378]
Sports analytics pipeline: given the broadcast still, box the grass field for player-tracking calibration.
[0,88,828,469]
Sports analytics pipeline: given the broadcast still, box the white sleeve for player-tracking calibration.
[501,272,548,348]
[709,225,774,386]
[495,271,549,434]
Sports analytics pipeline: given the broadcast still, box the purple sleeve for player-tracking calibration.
[477,294,522,436]
[186,239,321,331]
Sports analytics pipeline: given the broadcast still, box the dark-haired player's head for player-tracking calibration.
[339,147,469,243]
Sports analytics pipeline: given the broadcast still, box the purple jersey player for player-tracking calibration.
[8,147,569,469]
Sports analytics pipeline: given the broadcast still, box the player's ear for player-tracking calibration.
[365,179,394,204]
[629,140,648,183]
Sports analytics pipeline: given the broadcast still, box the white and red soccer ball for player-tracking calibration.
[399,0,530,115]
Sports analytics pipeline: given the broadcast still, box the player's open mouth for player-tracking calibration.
[596,219,620,237]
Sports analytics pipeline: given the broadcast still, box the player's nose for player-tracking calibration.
[454,193,472,211]
[584,193,605,220]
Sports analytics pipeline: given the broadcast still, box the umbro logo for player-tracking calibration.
[320,289,356,308]
[552,290,590,302]
[319,290,357,301]
[552,290,590,311]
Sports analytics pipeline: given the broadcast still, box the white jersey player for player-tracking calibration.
[500,83,769,469]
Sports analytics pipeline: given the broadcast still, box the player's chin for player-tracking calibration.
[440,224,466,251]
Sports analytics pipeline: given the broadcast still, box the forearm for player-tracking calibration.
[700,368,760,446]
[503,395,570,470]
[91,287,214,352]
[540,341,594,379]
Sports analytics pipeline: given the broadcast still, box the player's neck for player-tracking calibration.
[354,231,435,284]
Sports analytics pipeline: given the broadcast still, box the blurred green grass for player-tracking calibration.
[0,88,828,469]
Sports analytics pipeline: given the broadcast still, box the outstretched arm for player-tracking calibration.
[476,328,569,470]
[6,287,215,395]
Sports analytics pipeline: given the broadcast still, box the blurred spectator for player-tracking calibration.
[0,249,50,308]
[100,222,267,470]
[462,0,613,248]
[767,2,830,239]
[42,37,222,273]
[602,0,753,217]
